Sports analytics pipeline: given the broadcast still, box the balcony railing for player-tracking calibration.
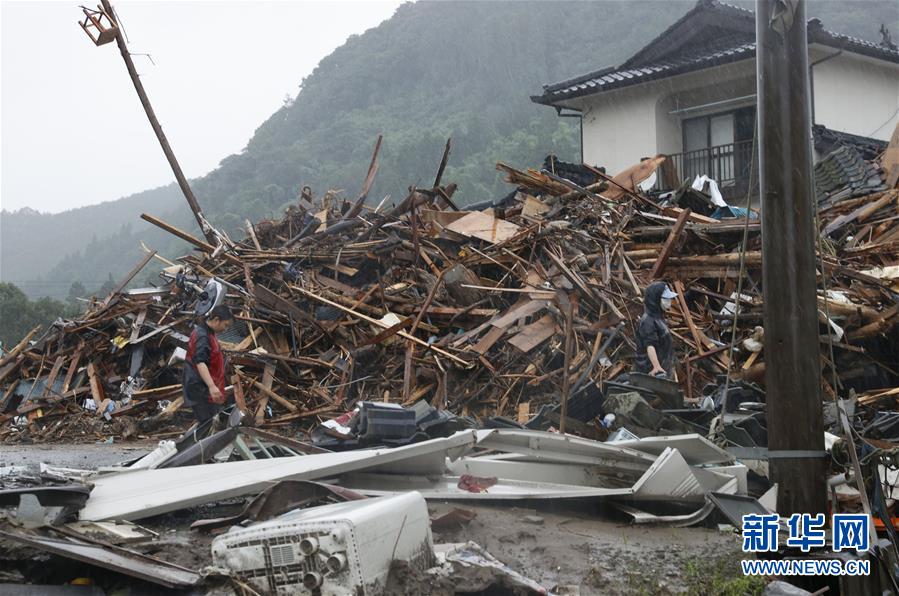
[660,139,757,200]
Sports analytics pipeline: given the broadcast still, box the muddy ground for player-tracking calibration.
[0,443,762,595]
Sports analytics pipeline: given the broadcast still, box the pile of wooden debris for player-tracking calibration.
[1,136,897,443]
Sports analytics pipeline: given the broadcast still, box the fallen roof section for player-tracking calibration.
[0,528,202,589]
[78,430,747,521]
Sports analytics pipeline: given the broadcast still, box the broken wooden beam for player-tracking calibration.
[650,207,691,279]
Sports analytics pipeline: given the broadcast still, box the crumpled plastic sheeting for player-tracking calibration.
[431,541,546,595]
[691,174,728,207]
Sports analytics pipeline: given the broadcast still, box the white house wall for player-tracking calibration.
[575,87,659,175]
[571,51,898,176]
[574,61,754,175]
[811,51,899,142]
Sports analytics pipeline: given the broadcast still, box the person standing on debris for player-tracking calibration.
[183,305,234,424]
[634,281,678,378]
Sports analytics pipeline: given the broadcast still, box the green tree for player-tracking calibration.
[66,281,87,306]
[0,282,74,348]
[98,273,116,297]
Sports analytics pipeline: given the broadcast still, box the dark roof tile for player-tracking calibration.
[532,0,899,106]
[533,40,756,104]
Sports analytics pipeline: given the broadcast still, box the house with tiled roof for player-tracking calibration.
[531,0,899,200]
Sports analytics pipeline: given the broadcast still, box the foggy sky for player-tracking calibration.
[0,0,402,214]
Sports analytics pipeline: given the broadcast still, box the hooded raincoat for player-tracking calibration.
[634,281,674,375]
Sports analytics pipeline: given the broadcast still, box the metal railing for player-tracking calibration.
[661,140,756,198]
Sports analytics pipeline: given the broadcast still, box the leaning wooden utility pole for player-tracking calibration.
[756,0,826,515]
[83,1,218,245]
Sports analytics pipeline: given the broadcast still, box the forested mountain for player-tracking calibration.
[2,0,896,300]
[1,184,183,298]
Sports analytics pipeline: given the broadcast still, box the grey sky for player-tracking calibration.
[0,0,401,214]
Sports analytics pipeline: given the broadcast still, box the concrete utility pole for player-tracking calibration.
[95,0,218,245]
[756,0,826,515]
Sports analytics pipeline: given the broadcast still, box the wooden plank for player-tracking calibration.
[402,342,415,403]
[132,384,182,399]
[409,268,446,336]
[87,362,105,404]
[129,309,148,343]
[668,267,744,279]
[263,404,338,425]
[640,252,762,267]
[628,221,760,239]
[618,245,642,297]
[490,299,548,330]
[847,304,899,341]
[322,263,359,276]
[315,275,358,297]
[601,155,667,201]
[110,400,152,418]
[162,396,184,415]
[245,219,262,250]
[231,375,248,415]
[661,206,719,224]
[101,251,157,307]
[673,281,703,353]
[857,191,895,223]
[459,285,555,299]
[517,402,530,423]
[418,209,469,228]
[650,207,691,279]
[41,356,66,397]
[823,192,893,235]
[742,351,760,370]
[0,326,40,369]
[141,213,241,265]
[559,299,574,434]
[545,251,608,314]
[423,307,497,317]
[357,317,413,348]
[251,380,298,413]
[292,286,469,366]
[507,314,557,353]
[130,317,191,344]
[858,386,899,406]
[0,360,21,386]
[254,363,276,425]
[521,195,550,217]
[445,211,521,244]
[232,325,257,351]
[472,326,506,355]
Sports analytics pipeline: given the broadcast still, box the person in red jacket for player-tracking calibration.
[183,305,234,424]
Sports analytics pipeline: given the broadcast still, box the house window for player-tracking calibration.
[682,106,754,187]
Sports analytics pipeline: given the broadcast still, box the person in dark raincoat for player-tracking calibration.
[634,281,678,378]
[183,305,234,424]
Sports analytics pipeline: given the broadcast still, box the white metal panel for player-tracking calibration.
[472,429,655,473]
[80,431,481,521]
[446,458,639,487]
[608,433,735,465]
[338,472,635,500]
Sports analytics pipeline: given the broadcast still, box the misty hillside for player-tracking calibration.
[0,185,183,297]
[3,0,896,299]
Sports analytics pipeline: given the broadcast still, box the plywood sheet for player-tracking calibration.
[490,299,548,330]
[507,314,557,353]
[446,211,521,244]
[418,209,470,228]
[521,195,550,217]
